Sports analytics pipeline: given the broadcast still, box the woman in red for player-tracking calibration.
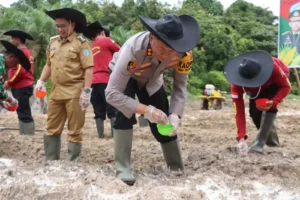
[224,51,291,155]
[83,21,120,138]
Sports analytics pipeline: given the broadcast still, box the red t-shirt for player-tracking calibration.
[231,57,291,141]
[7,47,34,89]
[92,37,120,84]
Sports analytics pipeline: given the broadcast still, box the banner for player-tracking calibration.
[279,0,300,68]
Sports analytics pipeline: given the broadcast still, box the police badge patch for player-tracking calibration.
[83,49,90,56]
[174,51,193,74]
[127,59,138,72]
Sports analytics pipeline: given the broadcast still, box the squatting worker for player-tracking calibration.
[224,51,291,155]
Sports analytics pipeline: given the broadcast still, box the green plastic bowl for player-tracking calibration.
[157,124,174,136]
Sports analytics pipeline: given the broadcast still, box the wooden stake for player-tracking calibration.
[293,68,300,88]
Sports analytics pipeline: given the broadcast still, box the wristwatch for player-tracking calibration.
[83,88,91,93]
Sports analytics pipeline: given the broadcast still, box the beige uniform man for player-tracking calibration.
[35,8,93,161]
[105,14,200,185]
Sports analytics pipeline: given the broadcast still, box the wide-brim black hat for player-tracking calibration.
[83,21,104,39]
[140,14,200,53]
[103,26,110,37]
[0,40,30,71]
[44,8,87,33]
[3,30,34,41]
[224,51,273,88]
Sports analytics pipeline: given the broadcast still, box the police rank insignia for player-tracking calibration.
[83,49,90,56]
[174,51,193,74]
[140,62,151,68]
[127,59,137,72]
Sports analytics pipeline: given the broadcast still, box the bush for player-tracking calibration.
[290,83,300,95]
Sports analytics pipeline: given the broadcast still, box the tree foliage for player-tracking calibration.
[0,0,282,96]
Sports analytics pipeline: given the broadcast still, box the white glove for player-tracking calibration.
[144,105,168,125]
[10,97,18,106]
[35,80,46,91]
[168,114,180,136]
[237,141,248,156]
[1,98,18,111]
[80,88,92,110]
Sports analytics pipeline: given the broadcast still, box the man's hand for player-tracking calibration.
[256,100,273,111]
[3,81,10,89]
[144,105,168,125]
[237,138,248,156]
[35,80,46,91]
[168,114,180,136]
[79,88,92,110]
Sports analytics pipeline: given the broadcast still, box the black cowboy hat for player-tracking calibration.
[83,21,104,40]
[44,8,87,33]
[103,26,110,37]
[0,40,30,71]
[3,30,34,43]
[224,51,274,88]
[140,14,200,53]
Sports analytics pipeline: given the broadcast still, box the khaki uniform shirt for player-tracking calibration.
[105,31,192,118]
[46,32,93,100]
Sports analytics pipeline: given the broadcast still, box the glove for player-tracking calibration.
[144,105,168,125]
[1,98,18,111]
[35,80,46,92]
[237,141,248,156]
[168,114,180,136]
[80,88,92,110]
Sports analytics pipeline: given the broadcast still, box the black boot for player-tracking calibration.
[250,111,276,153]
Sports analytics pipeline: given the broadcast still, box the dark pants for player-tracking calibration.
[249,85,278,129]
[113,78,177,144]
[11,85,34,123]
[91,83,116,120]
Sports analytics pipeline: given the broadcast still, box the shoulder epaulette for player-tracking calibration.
[77,35,86,42]
[50,35,60,41]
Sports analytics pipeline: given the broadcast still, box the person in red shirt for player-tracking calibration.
[83,21,120,138]
[224,51,291,155]
[3,30,35,135]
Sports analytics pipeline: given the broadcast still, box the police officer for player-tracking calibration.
[34,8,93,161]
[0,40,30,111]
[2,30,35,135]
[83,21,120,138]
[282,2,300,53]
[105,14,200,185]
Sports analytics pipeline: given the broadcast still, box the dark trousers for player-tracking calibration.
[249,85,278,129]
[113,78,177,144]
[91,83,116,120]
[11,85,34,123]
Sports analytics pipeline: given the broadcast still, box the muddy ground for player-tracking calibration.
[0,98,299,200]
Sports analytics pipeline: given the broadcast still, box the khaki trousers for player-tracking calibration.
[46,98,86,143]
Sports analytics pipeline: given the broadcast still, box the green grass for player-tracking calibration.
[287,93,300,100]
